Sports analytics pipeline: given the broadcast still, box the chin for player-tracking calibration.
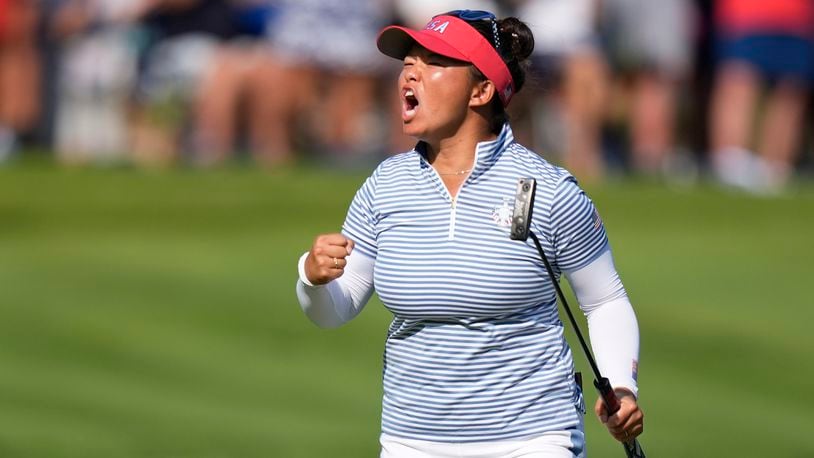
[401,124,424,140]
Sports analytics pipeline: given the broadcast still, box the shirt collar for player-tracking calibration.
[474,122,514,171]
[414,123,514,173]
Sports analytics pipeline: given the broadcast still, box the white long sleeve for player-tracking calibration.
[295,250,376,328]
[565,249,640,397]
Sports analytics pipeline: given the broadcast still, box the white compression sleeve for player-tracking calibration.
[295,249,376,328]
[565,249,640,396]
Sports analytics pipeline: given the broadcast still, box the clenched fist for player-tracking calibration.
[304,233,355,285]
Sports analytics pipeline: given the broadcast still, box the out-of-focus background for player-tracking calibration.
[1,0,813,457]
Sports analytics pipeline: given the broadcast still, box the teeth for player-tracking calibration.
[405,89,414,98]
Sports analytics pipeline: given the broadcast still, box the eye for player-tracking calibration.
[426,54,452,67]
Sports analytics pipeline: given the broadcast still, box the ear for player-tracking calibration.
[469,79,496,108]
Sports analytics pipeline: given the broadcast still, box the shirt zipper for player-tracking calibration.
[447,177,469,240]
[448,197,457,240]
[426,156,477,241]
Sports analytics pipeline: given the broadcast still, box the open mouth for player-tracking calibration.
[402,88,419,121]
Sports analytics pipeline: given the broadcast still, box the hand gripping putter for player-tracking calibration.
[510,178,645,458]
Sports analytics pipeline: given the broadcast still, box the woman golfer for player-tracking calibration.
[296,10,644,457]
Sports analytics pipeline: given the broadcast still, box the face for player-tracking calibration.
[398,45,479,142]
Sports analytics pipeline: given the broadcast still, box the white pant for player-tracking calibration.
[380,429,586,458]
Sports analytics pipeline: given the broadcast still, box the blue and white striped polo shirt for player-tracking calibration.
[342,123,609,443]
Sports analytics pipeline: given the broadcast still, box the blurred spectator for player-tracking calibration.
[131,0,244,166]
[50,0,140,164]
[249,0,392,167]
[190,0,274,166]
[599,0,695,179]
[49,0,247,166]
[709,0,814,193]
[507,0,609,183]
[0,0,41,162]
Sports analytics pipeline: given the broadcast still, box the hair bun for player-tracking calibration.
[499,17,534,62]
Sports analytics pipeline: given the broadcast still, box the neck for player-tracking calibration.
[424,119,495,174]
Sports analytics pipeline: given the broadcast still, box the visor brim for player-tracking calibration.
[376,26,469,63]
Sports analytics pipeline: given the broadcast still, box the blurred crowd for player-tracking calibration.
[1,0,813,193]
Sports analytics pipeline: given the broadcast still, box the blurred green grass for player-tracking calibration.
[0,164,812,457]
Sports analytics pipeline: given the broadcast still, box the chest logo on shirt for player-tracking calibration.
[492,197,514,228]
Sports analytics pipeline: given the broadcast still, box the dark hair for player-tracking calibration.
[468,17,534,133]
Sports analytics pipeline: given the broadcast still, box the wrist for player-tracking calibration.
[298,252,320,287]
[614,387,637,400]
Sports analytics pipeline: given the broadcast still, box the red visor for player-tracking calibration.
[377,15,515,106]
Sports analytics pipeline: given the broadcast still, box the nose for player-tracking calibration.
[403,64,419,83]
[403,69,416,83]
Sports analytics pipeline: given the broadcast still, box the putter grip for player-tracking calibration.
[594,377,646,458]
[594,377,621,414]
